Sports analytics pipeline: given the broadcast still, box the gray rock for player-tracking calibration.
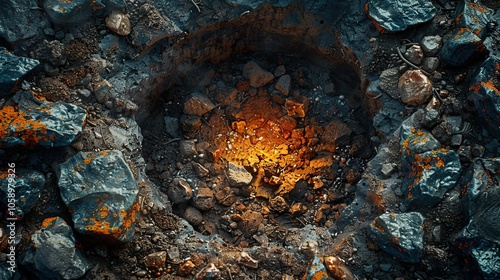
[43,0,94,25]
[275,74,291,96]
[227,162,253,187]
[34,40,67,66]
[369,212,424,263]
[0,0,45,43]
[180,115,202,134]
[404,45,424,65]
[417,108,440,129]
[20,217,91,279]
[379,67,401,99]
[0,48,40,96]
[242,60,274,88]
[450,134,463,147]
[455,158,500,279]
[105,10,131,36]
[192,187,214,211]
[0,169,45,220]
[166,178,193,204]
[440,29,488,67]
[0,91,86,148]
[381,163,397,176]
[93,79,112,103]
[468,58,500,138]
[398,70,433,106]
[456,1,494,40]
[57,150,139,242]
[179,140,197,159]
[183,93,216,116]
[184,206,203,226]
[366,0,436,32]
[422,57,439,73]
[400,124,441,155]
[192,162,210,178]
[213,87,238,106]
[164,116,181,138]
[420,35,442,56]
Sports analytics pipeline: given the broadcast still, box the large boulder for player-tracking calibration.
[0,91,86,148]
[365,0,436,32]
[0,169,45,220]
[455,1,494,40]
[468,57,500,138]
[0,0,45,43]
[0,48,40,96]
[57,150,139,242]
[20,217,91,279]
[454,158,500,279]
[369,212,424,263]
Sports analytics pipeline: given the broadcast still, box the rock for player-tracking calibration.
[178,260,196,277]
[381,163,397,176]
[0,169,45,219]
[164,116,181,138]
[417,108,440,129]
[192,162,210,178]
[179,140,198,159]
[227,162,253,187]
[192,187,214,211]
[468,58,500,138]
[214,87,238,105]
[0,48,40,96]
[398,70,433,106]
[302,254,330,280]
[180,115,202,133]
[57,150,139,242]
[454,158,500,279]
[321,120,352,152]
[144,251,167,270]
[20,217,91,279]
[34,40,67,66]
[404,45,424,65]
[456,1,494,40]
[166,178,193,204]
[0,91,86,148]
[0,0,45,43]
[400,124,441,155]
[440,28,488,67]
[275,74,291,96]
[379,67,401,99]
[366,0,436,32]
[274,65,286,77]
[323,256,354,280]
[242,60,274,88]
[402,148,461,210]
[238,252,259,269]
[195,263,220,280]
[43,0,93,25]
[183,93,216,116]
[284,96,309,118]
[113,98,138,116]
[420,35,443,56]
[269,196,288,213]
[238,210,263,236]
[422,57,439,73]
[184,206,203,226]
[369,212,424,263]
[105,11,131,36]
[93,79,112,103]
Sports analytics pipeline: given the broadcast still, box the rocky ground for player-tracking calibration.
[1,0,500,279]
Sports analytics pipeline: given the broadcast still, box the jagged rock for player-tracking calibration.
[302,254,330,280]
[0,0,45,43]
[106,11,131,36]
[195,263,220,280]
[183,93,216,116]
[400,124,441,155]
[180,114,202,134]
[454,158,500,279]
[238,252,259,269]
[34,40,67,66]
[144,251,167,270]
[398,70,433,106]
[285,96,309,118]
[57,150,139,242]
[242,60,274,88]
[93,79,112,103]
[379,67,401,99]
[227,162,253,187]
[214,86,238,105]
[192,162,210,178]
[468,57,500,138]
[20,217,91,279]
[456,1,494,40]
[417,108,440,129]
[366,0,436,32]
[192,187,214,211]
[43,0,94,25]
[0,169,45,220]
[369,212,424,263]
[179,140,198,158]
[167,178,193,204]
[321,120,352,152]
[420,35,443,56]
[275,74,291,96]
[422,57,440,73]
[0,48,40,96]
[440,28,488,67]
[238,210,263,236]
[0,91,86,148]
[404,45,424,65]
[164,116,181,138]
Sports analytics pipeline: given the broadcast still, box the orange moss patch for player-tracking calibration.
[41,217,58,228]
[0,105,49,146]
[481,80,500,95]
[83,157,92,165]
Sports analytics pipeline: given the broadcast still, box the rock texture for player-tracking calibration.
[0,169,45,219]
[0,49,40,96]
[366,0,436,32]
[398,70,433,106]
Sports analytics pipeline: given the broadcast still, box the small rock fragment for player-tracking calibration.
[302,254,330,280]
[192,187,214,211]
[178,260,196,277]
[192,162,210,178]
[106,11,131,36]
[366,0,436,32]
[398,70,433,106]
[404,45,424,65]
[227,162,253,187]
[242,60,274,88]
[184,93,216,116]
[179,140,198,159]
[422,57,439,73]
[195,263,220,280]
[238,252,259,269]
[275,74,291,96]
[166,178,193,204]
[323,256,354,280]
[379,67,401,99]
[144,251,167,270]
[269,196,288,213]
[285,96,309,118]
[420,35,442,56]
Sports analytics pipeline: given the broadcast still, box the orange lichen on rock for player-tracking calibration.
[41,217,58,228]
[481,80,500,95]
[0,105,49,146]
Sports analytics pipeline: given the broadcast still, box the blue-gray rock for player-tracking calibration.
[366,0,436,32]
[468,57,500,138]
[43,0,94,25]
[0,169,45,220]
[0,91,86,148]
[454,158,500,279]
[456,1,493,40]
[402,148,461,209]
[0,0,45,43]
[369,212,424,263]
[302,254,331,280]
[400,124,441,156]
[57,150,139,242]
[20,217,91,280]
[0,48,40,96]
[0,259,22,280]
[440,28,488,67]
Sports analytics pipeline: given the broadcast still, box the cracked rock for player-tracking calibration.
[369,212,424,263]
[242,60,274,88]
[366,0,436,32]
[184,93,216,116]
[0,48,40,96]
[227,162,253,187]
[0,169,45,220]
